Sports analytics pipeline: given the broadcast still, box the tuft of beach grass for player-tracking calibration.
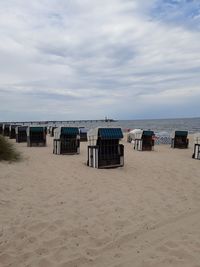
[0,135,21,162]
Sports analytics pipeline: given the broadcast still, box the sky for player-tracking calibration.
[0,0,200,121]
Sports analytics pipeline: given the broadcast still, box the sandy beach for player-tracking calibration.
[0,135,200,267]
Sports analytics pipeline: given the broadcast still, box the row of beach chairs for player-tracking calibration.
[127,129,200,160]
[0,124,124,169]
[0,124,200,168]
[127,129,189,150]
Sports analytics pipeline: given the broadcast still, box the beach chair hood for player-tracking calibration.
[87,127,123,143]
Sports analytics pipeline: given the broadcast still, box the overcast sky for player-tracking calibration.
[0,0,200,121]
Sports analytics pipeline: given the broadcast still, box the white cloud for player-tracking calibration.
[0,0,200,120]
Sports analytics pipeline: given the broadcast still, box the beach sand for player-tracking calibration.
[0,136,200,267]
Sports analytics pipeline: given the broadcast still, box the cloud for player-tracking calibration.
[0,0,200,120]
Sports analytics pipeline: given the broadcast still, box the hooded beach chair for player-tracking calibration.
[16,126,28,143]
[79,127,88,142]
[53,127,80,154]
[9,125,20,139]
[49,126,57,137]
[0,124,3,135]
[192,134,200,160]
[27,126,47,147]
[129,129,155,151]
[87,127,124,168]
[3,124,10,137]
[171,131,189,149]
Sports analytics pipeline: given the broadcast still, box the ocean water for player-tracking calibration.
[116,117,200,134]
[51,117,200,134]
[7,117,199,134]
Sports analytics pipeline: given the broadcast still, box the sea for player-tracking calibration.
[116,117,200,134]
[4,117,200,134]
[46,117,200,134]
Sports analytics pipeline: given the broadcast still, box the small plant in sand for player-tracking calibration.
[0,135,21,162]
